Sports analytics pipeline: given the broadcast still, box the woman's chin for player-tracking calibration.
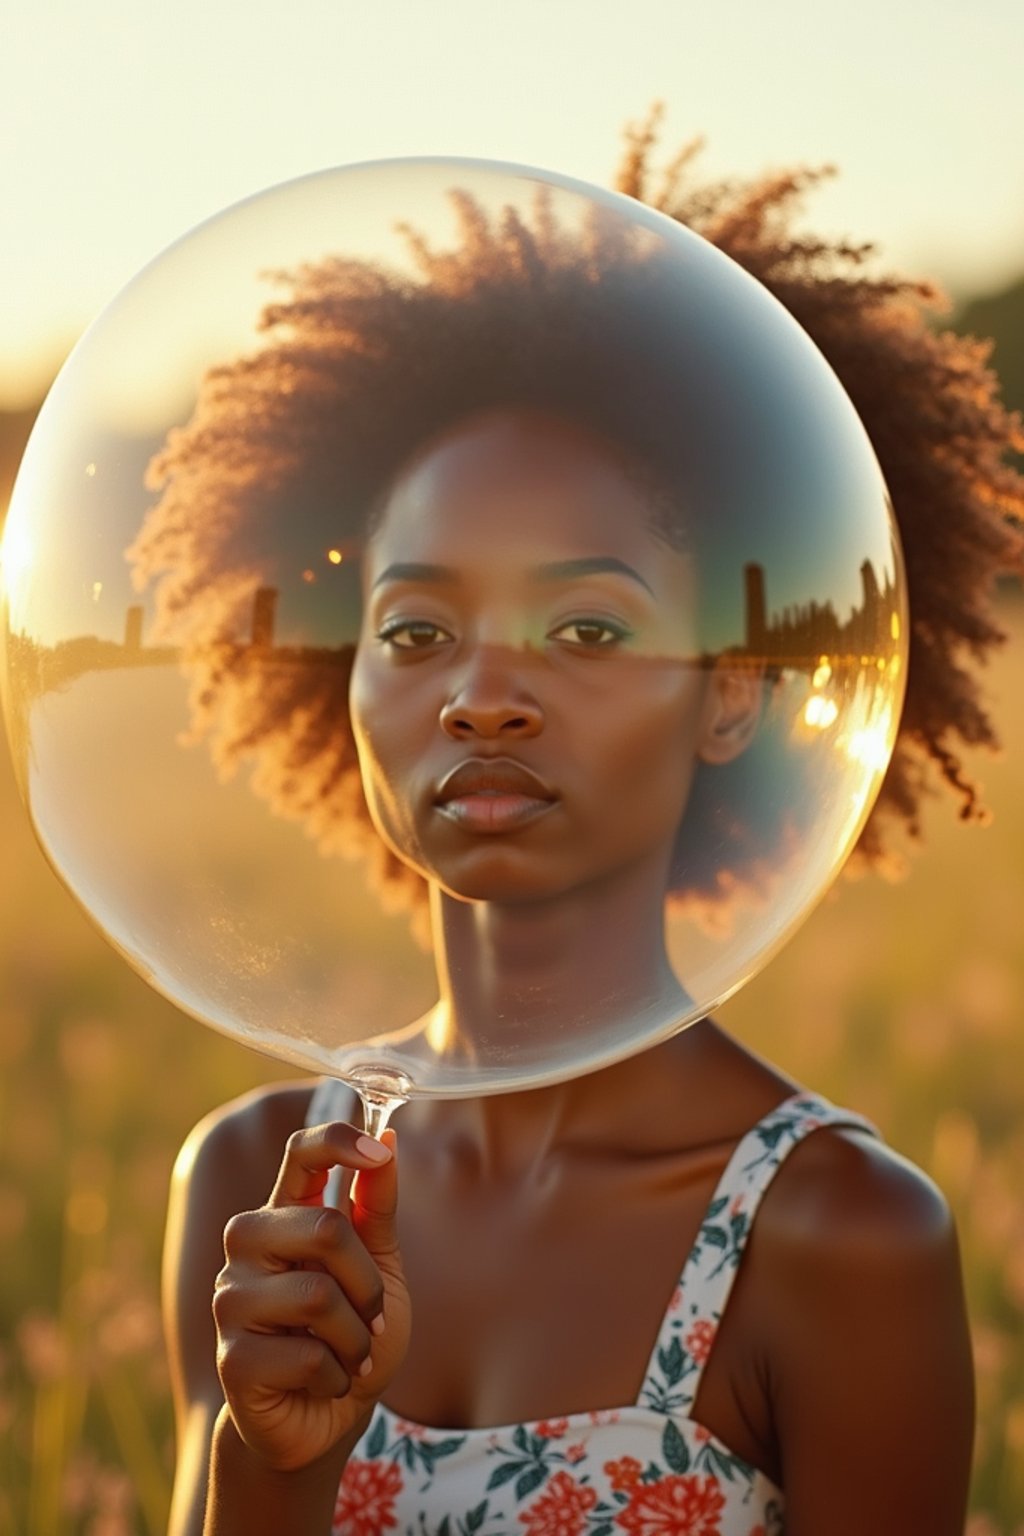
[432,868,567,908]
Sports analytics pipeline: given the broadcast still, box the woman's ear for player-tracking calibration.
[697,659,764,765]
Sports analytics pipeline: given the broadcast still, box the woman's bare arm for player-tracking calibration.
[164,1080,411,1535]
[163,1083,315,1536]
[755,1128,974,1533]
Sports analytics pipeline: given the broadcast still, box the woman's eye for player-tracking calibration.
[549,618,631,648]
[376,619,452,650]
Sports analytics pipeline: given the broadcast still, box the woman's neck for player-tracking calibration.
[427,849,688,1044]
[403,851,724,1179]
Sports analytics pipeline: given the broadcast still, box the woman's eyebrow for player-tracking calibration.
[537,557,655,595]
[371,556,655,595]
[372,561,456,589]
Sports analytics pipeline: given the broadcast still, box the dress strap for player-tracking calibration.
[638,1092,878,1419]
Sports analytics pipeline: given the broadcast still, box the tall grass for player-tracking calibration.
[1,596,1022,1532]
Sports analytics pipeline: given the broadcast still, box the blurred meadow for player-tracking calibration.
[2,405,1024,1531]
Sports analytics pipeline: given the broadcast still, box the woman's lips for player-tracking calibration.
[434,758,557,833]
[438,792,555,832]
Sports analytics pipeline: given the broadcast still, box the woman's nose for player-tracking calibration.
[439,646,543,740]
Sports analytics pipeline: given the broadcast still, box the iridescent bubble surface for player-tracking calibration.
[0,158,907,1102]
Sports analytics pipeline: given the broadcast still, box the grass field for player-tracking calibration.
[1,595,1023,1533]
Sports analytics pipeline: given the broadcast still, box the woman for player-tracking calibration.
[152,125,1021,1534]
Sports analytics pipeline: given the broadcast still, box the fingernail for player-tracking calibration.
[371,1314,385,1337]
[359,1356,374,1378]
[355,1134,392,1163]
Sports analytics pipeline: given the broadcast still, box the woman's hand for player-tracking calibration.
[211,1121,411,1473]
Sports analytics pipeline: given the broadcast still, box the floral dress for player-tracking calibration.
[306,1083,878,1536]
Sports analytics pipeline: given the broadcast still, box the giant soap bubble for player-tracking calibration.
[0,159,906,1129]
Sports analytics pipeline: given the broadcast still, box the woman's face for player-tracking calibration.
[349,410,728,906]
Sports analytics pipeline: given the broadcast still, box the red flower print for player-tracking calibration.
[748,1527,766,1536]
[588,1409,621,1427]
[333,1459,403,1536]
[605,1456,643,1492]
[519,1470,598,1536]
[615,1475,726,1536]
[566,1441,587,1463]
[730,1195,744,1218]
[536,1417,569,1439]
[693,1425,711,1445]
[684,1319,717,1366]
[668,1286,683,1313]
[393,1417,427,1440]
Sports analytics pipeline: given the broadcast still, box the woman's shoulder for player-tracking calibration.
[727,1107,973,1521]
[699,1026,953,1252]
[746,1110,967,1427]
[167,1080,318,1296]
[173,1079,316,1194]
[756,1110,955,1262]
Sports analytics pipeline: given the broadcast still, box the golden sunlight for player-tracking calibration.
[0,509,34,605]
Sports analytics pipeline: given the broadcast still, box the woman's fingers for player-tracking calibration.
[351,1128,400,1261]
[221,1205,385,1325]
[263,1120,402,1268]
[215,1266,373,1373]
[267,1122,393,1209]
[218,1328,355,1403]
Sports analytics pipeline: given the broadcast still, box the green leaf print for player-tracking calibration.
[486,1461,524,1492]
[429,1495,492,1536]
[515,1464,548,1501]
[658,1335,684,1385]
[429,1437,467,1460]
[765,1495,785,1534]
[706,1443,743,1483]
[464,1499,489,1533]
[701,1225,728,1249]
[419,1446,438,1476]
[755,1121,792,1151]
[662,1419,691,1474]
[365,1412,387,1459]
[704,1195,729,1220]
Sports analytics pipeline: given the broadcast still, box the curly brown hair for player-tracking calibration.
[614,110,1024,864]
[129,116,1024,921]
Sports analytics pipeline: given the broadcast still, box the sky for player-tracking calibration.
[3,0,1023,407]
